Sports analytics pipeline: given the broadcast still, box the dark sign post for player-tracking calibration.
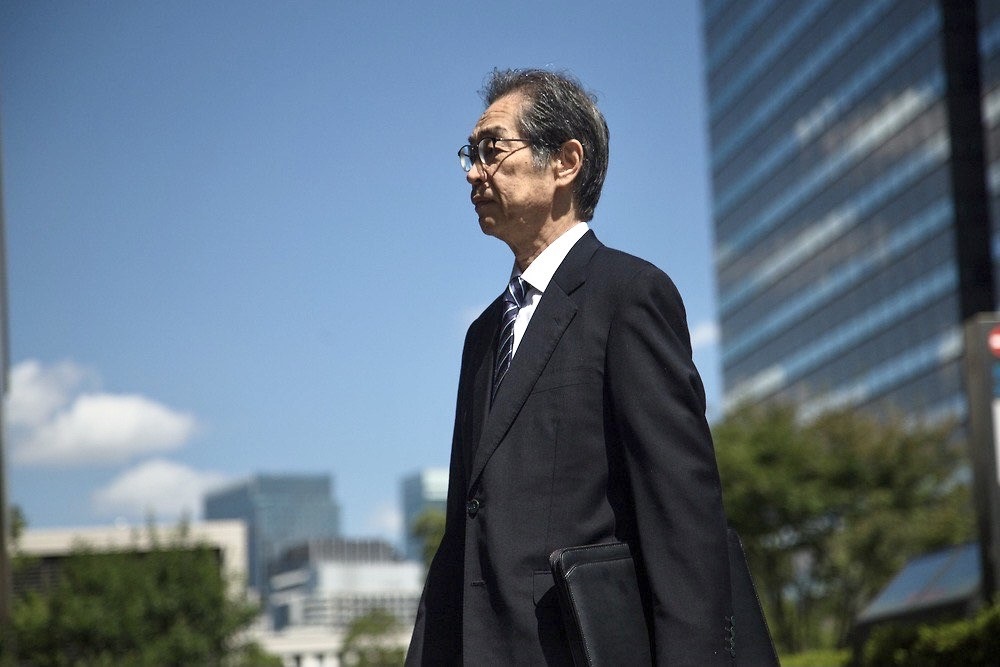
[963,314,1000,603]
[0,122,13,640]
[0,124,9,633]
[0,121,9,636]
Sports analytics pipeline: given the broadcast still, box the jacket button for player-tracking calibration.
[466,498,481,517]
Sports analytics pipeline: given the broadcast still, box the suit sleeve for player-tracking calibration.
[605,265,733,666]
[405,326,477,665]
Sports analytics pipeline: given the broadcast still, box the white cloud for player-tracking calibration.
[6,359,95,428]
[92,458,230,522]
[7,359,198,466]
[690,320,720,352]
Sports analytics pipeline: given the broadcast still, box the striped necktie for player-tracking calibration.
[493,275,527,401]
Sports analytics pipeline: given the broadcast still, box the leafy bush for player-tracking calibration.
[780,648,850,666]
[859,601,1000,666]
[339,608,407,666]
[3,523,278,666]
[859,622,921,666]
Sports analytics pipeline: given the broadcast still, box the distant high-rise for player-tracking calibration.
[204,473,341,594]
[401,469,448,562]
[702,0,999,421]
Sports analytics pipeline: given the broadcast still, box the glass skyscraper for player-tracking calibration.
[204,473,341,595]
[702,0,999,422]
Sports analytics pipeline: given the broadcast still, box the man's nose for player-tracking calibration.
[465,162,485,185]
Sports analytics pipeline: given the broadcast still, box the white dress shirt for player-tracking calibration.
[509,222,590,357]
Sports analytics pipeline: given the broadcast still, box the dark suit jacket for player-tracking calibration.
[407,231,734,665]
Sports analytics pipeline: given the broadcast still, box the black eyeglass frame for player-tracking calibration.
[458,137,533,172]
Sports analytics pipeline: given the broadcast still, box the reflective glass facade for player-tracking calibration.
[703,0,999,421]
[204,474,342,594]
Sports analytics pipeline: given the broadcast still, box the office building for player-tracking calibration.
[400,468,448,562]
[702,0,999,422]
[267,537,422,633]
[204,474,341,595]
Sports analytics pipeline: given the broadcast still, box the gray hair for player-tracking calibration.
[481,69,610,222]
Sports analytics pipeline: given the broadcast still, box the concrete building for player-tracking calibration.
[204,473,341,596]
[15,519,248,597]
[400,468,448,562]
[255,537,420,666]
[267,537,423,633]
[252,626,348,667]
[701,1,1000,422]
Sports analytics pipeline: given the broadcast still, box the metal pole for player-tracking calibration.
[963,314,1000,604]
[0,102,12,638]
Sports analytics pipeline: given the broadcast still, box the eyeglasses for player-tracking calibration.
[458,137,532,172]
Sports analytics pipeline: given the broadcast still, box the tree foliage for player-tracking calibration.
[410,507,446,569]
[339,608,407,666]
[4,522,279,666]
[857,598,1000,666]
[713,403,974,654]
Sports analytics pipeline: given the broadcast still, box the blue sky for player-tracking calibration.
[0,1,720,546]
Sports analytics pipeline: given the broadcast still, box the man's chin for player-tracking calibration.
[478,216,499,237]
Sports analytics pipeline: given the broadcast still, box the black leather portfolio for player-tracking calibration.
[549,528,779,666]
[548,541,653,666]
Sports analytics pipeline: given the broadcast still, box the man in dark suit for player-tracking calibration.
[406,69,734,665]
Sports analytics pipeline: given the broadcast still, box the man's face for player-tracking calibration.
[466,94,557,247]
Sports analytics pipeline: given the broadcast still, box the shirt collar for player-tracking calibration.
[513,222,590,293]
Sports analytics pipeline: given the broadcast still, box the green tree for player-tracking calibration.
[713,403,973,654]
[9,505,25,543]
[713,403,830,651]
[411,507,446,569]
[339,608,407,666]
[5,522,280,666]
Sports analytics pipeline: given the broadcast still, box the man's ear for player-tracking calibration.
[553,139,584,186]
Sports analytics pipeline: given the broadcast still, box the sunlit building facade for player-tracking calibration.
[702,0,1000,421]
[14,520,248,597]
[267,538,423,632]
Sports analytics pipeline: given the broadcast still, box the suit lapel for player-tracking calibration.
[467,231,602,492]
[463,299,501,482]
